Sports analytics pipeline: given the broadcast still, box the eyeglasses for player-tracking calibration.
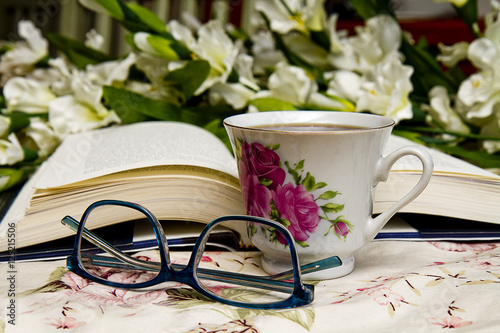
[61,200,342,309]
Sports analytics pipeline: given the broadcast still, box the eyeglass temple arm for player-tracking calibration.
[62,216,341,281]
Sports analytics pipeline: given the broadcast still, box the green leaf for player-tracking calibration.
[426,143,500,169]
[269,200,281,221]
[103,86,182,123]
[249,98,298,111]
[321,203,344,213]
[146,35,181,60]
[401,37,459,99]
[248,223,257,237]
[310,30,330,50]
[202,119,231,151]
[0,168,25,192]
[280,218,291,228]
[314,182,327,190]
[392,130,427,145]
[453,0,479,36]
[46,33,115,68]
[127,3,167,34]
[274,308,316,331]
[259,178,273,187]
[284,160,303,185]
[295,240,309,248]
[318,190,339,200]
[164,60,210,100]
[90,0,124,19]
[349,0,395,19]
[48,266,69,283]
[260,226,268,238]
[5,112,31,133]
[302,172,327,191]
[22,148,38,162]
[158,288,212,309]
[302,172,316,192]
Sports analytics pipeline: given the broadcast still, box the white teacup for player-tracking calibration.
[224,111,433,280]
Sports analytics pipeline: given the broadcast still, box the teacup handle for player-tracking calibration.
[366,145,434,241]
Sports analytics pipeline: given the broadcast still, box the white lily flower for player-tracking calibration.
[234,54,260,91]
[48,95,120,138]
[304,0,327,31]
[3,77,56,114]
[84,29,106,52]
[437,41,469,67]
[134,54,185,103]
[266,63,317,106]
[326,14,349,53]
[255,0,306,34]
[181,12,202,33]
[456,39,500,123]
[194,20,237,75]
[85,53,137,86]
[252,62,351,111]
[191,21,240,95]
[25,118,60,156]
[166,20,241,95]
[135,53,170,87]
[356,55,414,123]
[47,57,77,95]
[209,82,255,109]
[328,40,366,73]
[481,109,500,153]
[457,71,497,119]
[0,20,48,85]
[454,8,500,126]
[325,70,363,104]
[167,20,198,50]
[426,86,470,134]
[255,0,327,34]
[71,73,108,117]
[307,91,355,111]
[0,133,24,165]
[251,30,286,74]
[350,15,401,65]
[328,14,402,73]
[484,6,500,44]
[26,66,64,88]
[48,69,120,138]
[467,38,500,72]
[0,116,11,138]
[282,32,330,69]
[134,32,162,57]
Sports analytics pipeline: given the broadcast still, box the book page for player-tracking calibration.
[35,122,238,188]
[385,135,500,179]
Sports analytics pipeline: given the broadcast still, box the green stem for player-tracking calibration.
[395,126,500,141]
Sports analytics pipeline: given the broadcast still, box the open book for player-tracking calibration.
[1,121,500,253]
[0,122,245,252]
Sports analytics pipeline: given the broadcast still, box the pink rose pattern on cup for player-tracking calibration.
[238,141,354,246]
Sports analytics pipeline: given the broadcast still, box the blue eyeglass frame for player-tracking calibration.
[64,200,328,309]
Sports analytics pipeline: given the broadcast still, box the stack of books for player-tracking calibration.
[1,122,499,262]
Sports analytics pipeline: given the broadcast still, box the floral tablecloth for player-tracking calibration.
[1,240,500,333]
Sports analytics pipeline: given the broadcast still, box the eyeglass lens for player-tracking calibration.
[78,204,161,285]
[196,220,295,304]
